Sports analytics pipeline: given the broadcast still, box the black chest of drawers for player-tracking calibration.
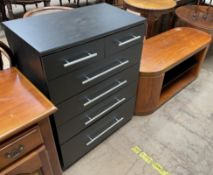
[3,3,146,169]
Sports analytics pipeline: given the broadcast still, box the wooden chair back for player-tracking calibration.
[0,41,14,70]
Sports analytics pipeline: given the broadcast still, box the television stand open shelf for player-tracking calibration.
[135,27,212,115]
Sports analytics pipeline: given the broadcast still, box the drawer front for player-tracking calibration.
[105,25,145,56]
[57,82,138,144]
[61,98,135,169]
[48,45,141,104]
[54,64,139,127]
[0,126,43,169]
[42,39,104,80]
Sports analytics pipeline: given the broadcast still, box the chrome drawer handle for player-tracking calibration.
[82,60,129,85]
[83,80,127,107]
[85,98,126,126]
[118,35,141,47]
[86,117,124,146]
[63,52,98,68]
[5,145,24,159]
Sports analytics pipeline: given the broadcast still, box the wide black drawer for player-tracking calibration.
[60,98,135,169]
[47,45,141,104]
[42,39,104,80]
[105,24,145,56]
[53,64,139,126]
[57,82,138,144]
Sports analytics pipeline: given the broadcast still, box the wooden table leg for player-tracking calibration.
[38,118,62,175]
[0,0,8,21]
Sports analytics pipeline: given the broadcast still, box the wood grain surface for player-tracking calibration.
[0,68,57,142]
[140,27,212,76]
[135,27,211,115]
[124,0,176,10]
[176,5,213,35]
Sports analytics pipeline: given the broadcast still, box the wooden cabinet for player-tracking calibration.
[0,127,43,170]
[1,146,52,175]
[0,68,62,175]
[3,3,146,169]
[135,27,211,115]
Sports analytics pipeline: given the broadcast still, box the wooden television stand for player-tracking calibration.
[135,27,212,115]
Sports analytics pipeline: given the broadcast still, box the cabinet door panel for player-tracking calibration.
[0,126,43,170]
[1,146,53,175]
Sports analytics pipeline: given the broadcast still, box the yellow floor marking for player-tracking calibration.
[131,146,141,154]
[139,152,153,164]
[131,146,171,175]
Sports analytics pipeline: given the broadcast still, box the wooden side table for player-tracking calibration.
[175,5,213,36]
[123,0,176,38]
[135,27,211,115]
[0,68,62,175]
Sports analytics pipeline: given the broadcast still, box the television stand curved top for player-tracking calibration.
[135,27,212,115]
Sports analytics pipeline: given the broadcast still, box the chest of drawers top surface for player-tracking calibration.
[3,3,145,55]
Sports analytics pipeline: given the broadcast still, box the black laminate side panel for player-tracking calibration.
[54,64,139,126]
[61,98,135,169]
[3,3,145,55]
[57,82,138,144]
[47,45,141,104]
[4,28,48,95]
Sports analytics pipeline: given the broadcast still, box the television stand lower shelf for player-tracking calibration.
[135,27,212,115]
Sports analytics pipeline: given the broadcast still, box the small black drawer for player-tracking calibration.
[105,24,145,56]
[54,64,139,126]
[42,39,104,80]
[56,82,138,144]
[60,98,135,169]
[47,45,141,104]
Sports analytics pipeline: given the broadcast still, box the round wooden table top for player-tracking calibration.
[176,5,213,34]
[23,6,72,18]
[123,0,176,11]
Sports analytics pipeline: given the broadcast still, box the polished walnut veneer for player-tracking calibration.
[176,5,213,36]
[3,3,146,169]
[123,0,176,38]
[0,68,62,175]
[135,27,212,115]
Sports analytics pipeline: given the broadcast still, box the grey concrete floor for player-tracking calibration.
[0,17,213,175]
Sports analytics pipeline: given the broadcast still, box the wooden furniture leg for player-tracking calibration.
[0,0,7,21]
[6,3,14,19]
[38,118,62,175]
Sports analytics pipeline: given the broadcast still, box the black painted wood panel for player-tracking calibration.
[3,3,145,55]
